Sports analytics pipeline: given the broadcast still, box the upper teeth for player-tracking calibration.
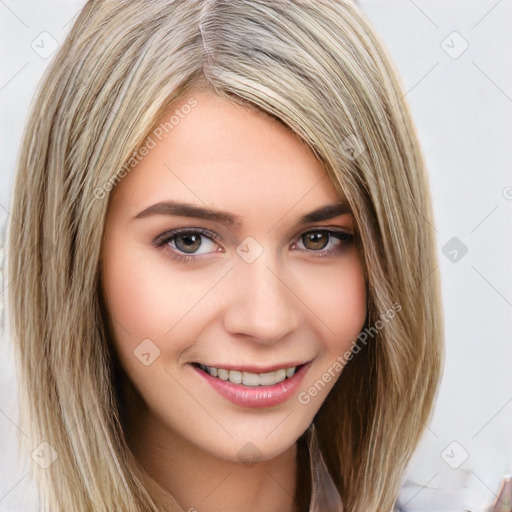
[199,365,296,386]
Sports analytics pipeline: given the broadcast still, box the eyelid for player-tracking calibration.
[296,224,353,237]
[152,227,222,248]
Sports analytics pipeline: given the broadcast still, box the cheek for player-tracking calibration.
[294,255,367,408]
[101,235,214,349]
[102,249,167,345]
[303,254,367,351]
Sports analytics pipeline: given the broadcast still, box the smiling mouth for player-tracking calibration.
[192,363,306,387]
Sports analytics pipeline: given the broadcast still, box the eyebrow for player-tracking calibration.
[133,200,352,228]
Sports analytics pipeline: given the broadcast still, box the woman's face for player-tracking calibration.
[101,90,367,463]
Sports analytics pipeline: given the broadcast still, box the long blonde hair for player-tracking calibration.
[7,1,443,511]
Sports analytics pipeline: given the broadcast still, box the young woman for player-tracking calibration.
[6,1,444,511]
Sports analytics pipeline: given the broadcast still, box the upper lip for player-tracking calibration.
[191,360,311,373]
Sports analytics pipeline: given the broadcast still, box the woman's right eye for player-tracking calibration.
[153,228,222,262]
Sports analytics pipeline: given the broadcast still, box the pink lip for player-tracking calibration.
[192,362,311,409]
[194,361,307,373]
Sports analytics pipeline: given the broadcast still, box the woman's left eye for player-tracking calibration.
[293,230,354,257]
[153,228,353,262]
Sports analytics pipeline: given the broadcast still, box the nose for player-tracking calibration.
[222,251,300,345]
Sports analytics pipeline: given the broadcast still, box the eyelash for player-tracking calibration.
[153,227,354,262]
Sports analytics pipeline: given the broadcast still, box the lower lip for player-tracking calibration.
[192,363,310,408]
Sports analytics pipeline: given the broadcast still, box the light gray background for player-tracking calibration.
[1,1,511,511]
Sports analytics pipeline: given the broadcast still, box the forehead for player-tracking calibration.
[109,91,346,226]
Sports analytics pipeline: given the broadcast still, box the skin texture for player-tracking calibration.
[100,90,367,512]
